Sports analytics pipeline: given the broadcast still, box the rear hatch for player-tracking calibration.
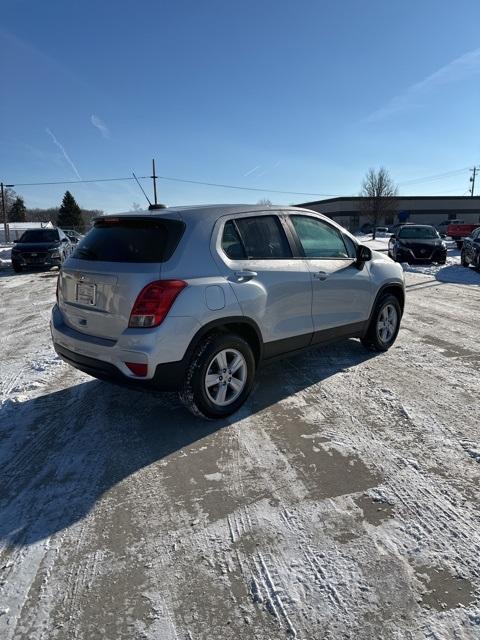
[58,215,185,340]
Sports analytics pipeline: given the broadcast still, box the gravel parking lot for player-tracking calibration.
[1,260,479,639]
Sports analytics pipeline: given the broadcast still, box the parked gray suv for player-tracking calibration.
[51,205,405,418]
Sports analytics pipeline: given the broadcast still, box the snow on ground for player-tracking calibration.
[0,244,12,267]
[360,235,480,286]
[0,264,480,639]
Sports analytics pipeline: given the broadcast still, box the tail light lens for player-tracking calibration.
[128,280,187,328]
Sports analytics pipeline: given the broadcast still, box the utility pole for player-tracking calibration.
[1,182,14,243]
[470,167,478,197]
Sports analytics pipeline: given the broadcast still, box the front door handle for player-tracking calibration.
[313,271,328,281]
[234,270,257,281]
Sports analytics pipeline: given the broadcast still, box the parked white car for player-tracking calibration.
[375,226,390,237]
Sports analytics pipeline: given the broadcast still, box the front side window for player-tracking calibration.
[233,215,292,259]
[290,215,349,259]
[342,234,357,258]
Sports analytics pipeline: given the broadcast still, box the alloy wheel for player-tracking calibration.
[204,348,247,407]
[376,303,398,345]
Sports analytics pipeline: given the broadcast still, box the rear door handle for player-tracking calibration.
[234,270,257,281]
[313,271,328,281]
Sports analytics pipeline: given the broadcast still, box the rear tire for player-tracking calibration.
[460,251,469,267]
[12,262,22,273]
[179,332,255,419]
[361,294,402,353]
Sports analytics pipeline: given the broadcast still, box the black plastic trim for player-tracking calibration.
[53,343,185,391]
[262,321,368,362]
[370,283,405,318]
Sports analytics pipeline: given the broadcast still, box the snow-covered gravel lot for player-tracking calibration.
[0,251,479,639]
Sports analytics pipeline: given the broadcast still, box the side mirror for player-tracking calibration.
[356,244,372,268]
[62,237,68,243]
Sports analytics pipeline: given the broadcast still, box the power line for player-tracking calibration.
[6,167,478,198]
[10,174,339,197]
[153,174,338,197]
[12,176,142,187]
[397,167,469,186]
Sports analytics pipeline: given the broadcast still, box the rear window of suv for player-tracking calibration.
[72,218,185,262]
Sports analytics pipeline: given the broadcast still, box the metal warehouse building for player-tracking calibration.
[296,196,480,232]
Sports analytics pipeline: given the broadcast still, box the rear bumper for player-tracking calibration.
[50,304,197,390]
[53,343,186,391]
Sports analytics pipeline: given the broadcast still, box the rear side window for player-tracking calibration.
[232,215,292,259]
[221,221,246,259]
[72,218,185,263]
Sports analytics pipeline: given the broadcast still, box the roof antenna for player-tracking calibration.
[132,172,152,208]
[148,158,167,210]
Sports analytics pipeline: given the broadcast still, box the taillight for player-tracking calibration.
[128,280,187,328]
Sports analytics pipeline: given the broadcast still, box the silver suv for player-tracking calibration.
[51,205,405,418]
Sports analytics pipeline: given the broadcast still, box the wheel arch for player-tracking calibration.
[185,316,263,365]
[370,283,405,319]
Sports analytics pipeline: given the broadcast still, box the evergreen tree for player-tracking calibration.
[57,191,84,232]
[9,197,27,222]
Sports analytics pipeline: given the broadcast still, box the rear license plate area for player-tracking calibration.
[76,282,97,306]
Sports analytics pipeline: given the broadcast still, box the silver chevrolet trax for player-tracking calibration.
[51,205,405,418]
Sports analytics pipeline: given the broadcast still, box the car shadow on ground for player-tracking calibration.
[435,264,480,285]
[0,339,375,547]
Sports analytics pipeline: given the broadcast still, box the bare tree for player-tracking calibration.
[257,198,272,206]
[360,168,398,238]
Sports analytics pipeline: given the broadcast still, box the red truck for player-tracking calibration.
[447,222,480,248]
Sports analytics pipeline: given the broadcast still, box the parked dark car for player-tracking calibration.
[63,229,84,244]
[388,225,447,265]
[11,227,73,273]
[460,227,480,270]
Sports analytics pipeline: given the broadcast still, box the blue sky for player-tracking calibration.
[1,0,479,212]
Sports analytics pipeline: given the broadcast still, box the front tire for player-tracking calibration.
[460,250,469,267]
[179,332,256,419]
[12,262,23,273]
[361,294,402,352]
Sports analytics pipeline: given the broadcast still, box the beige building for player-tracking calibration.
[296,196,480,232]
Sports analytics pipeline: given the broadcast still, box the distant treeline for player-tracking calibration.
[25,207,103,229]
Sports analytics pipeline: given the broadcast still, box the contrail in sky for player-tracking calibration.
[46,127,82,179]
